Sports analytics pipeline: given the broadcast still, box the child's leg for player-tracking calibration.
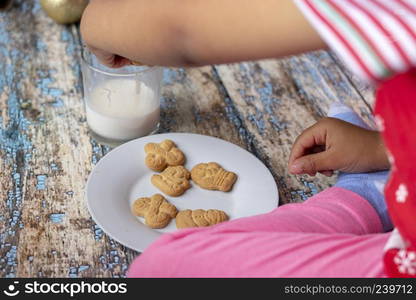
[129,230,388,277]
[190,187,382,235]
[128,187,386,277]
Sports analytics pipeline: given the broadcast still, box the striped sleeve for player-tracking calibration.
[293,0,416,83]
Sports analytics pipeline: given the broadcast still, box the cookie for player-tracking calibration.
[191,162,237,192]
[144,139,186,172]
[151,165,191,197]
[132,194,178,229]
[176,209,229,229]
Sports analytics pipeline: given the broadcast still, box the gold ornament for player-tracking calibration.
[40,0,89,25]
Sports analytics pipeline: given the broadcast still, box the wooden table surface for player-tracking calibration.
[0,1,375,278]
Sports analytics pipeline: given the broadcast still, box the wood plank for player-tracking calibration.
[0,2,128,278]
[215,50,374,204]
[160,67,252,149]
[0,2,144,278]
[0,1,42,278]
[328,52,376,108]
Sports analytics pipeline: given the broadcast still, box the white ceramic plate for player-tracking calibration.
[86,133,279,252]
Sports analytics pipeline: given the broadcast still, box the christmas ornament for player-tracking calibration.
[40,0,88,24]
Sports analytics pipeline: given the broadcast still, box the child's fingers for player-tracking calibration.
[100,54,131,68]
[87,45,149,68]
[89,46,130,68]
[111,55,131,68]
[319,170,334,177]
[288,123,327,168]
[288,131,316,166]
[289,151,334,176]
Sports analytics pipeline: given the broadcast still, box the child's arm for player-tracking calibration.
[80,0,326,67]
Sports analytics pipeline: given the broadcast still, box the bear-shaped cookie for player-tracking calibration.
[191,162,237,192]
[151,165,191,197]
[176,209,229,229]
[144,139,185,172]
[132,194,178,229]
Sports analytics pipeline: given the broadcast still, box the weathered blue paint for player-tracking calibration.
[288,52,374,120]
[269,115,288,132]
[254,74,288,132]
[50,163,59,172]
[289,178,320,202]
[289,55,335,108]
[158,68,188,132]
[90,138,110,165]
[68,266,78,278]
[308,52,351,100]
[86,137,132,276]
[159,96,177,133]
[247,111,267,135]
[9,211,20,227]
[60,28,82,92]
[36,68,66,108]
[211,67,255,148]
[95,239,130,278]
[49,213,65,224]
[92,224,103,241]
[78,265,89,272]
[65,191,74,197]
[36,174,47,190]
[234,63,288,135]
[163,68,186,86]
[82,103,135,276]
[48,88,64,99]
[22,0,41,14]
[36,38,48,53]
[0,0,36,277]
[90,139,101,165]
[302,179,319,195]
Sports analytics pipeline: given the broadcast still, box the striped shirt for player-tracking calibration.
[294,0,416,83]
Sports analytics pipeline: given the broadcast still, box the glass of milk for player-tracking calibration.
[81,49,162,147]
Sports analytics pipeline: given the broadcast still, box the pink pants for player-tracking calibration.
[127,187,391,277]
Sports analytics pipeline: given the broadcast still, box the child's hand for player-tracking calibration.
[80,0,134,68]
[86,45,132,68]
[288,118,390,176]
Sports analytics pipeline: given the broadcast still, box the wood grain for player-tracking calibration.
[328,52,376,107]
[0,1,374,277]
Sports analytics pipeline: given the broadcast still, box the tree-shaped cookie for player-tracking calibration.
[132,194,178,229]
[191,162,237,192]
[151,166,191,197]
[176,209,229,229]
[145,139,185,172]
